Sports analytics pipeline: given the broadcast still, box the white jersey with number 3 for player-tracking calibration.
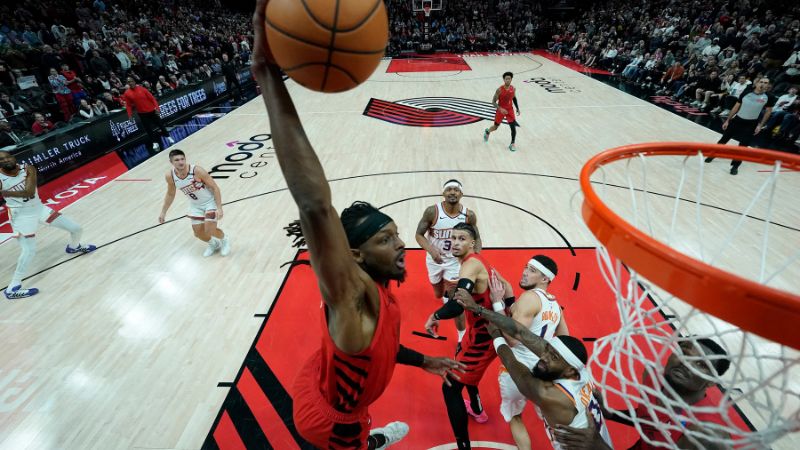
[545,374,613,450]
[426,202,468,258]
[173,165,214,205]
[0,164,42,209]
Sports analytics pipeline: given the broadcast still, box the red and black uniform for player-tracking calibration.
[494,85,516,125]
[456,252,498,385]
[293,283,401,449]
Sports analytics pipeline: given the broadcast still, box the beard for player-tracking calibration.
[362,259,406,285]
[1,162,15,170]
[532,364,560,382]
[519,280,535,290]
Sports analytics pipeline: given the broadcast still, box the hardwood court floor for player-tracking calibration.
[1,54,797,449]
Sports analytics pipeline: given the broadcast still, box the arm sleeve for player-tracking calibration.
[512,97,519,109]
[397,345,425,367]
[434,297,465,320]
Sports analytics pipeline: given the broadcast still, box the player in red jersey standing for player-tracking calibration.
[483,71,521,152]
[424,222,508,449]
[251,1,465,448]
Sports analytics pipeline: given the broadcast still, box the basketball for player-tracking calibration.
[264,0,388,93]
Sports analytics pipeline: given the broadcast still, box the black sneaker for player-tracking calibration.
[730,166,738,175]
[705,157,714,163]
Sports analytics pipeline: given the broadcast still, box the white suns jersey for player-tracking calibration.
[173,165,214,205]
[510,289,562,367]
[0,164,41,209]
[544,375,613,450]
[426,202,468,258]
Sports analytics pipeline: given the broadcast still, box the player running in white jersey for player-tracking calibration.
[0,151,96,300]
[158,149,230,257]
[455,280,613,450]
[415,179,480,351]
[492,255,570,450]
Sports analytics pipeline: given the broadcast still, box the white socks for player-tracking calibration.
[50,214,83,248]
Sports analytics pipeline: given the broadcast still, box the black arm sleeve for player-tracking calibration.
[397,344,425,367]
[512,97,519,109]
[434,298,465,320]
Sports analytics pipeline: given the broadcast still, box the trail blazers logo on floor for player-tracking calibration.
[363,97,504,127]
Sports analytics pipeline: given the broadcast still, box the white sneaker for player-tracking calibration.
[370,422,409,449]
[220,236,231,256]
[203,240,220,257]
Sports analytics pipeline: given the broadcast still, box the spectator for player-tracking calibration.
[61,64,89,106]
[221,53,242,102]
[48,68,75,121]
[0,120,25,148]
[78,99,95,120]
[93,98,109,116]
[31,112,56,135]
[763,87,799,135]
[121,76,173,152]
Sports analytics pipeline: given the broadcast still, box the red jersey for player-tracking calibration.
[293,282,401,449]
[318,283,401,412]
[457,252,498,385]
[498,85,515,109]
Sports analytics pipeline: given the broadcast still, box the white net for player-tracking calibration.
[577,146,800,449]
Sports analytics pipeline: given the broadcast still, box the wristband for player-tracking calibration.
[493,337,508,351]
[433,313,440,321]
[492,302,505,312]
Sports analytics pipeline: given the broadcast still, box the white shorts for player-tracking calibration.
[499,369,528,422]
[188,199,218,225]
[425,254,460,284]
[8,204,59,236]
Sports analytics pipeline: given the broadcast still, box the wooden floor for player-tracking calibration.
[1,54,798,449]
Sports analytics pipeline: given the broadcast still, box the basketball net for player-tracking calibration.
[576,144,800,449]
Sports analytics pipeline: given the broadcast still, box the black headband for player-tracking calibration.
[346,210,393,249]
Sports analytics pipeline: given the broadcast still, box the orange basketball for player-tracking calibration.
[264,0,388,93]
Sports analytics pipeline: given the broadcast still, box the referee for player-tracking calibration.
[706,76,776,175]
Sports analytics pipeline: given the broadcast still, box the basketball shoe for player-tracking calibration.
[464,399,488,423]
[5,285,39,300]
[66,244,97,254]
[203,239,220,257]
[220,236,231,256]
[370,421,409,449]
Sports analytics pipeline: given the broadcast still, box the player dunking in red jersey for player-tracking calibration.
[425,222,507,450]
[484,71,521,152]
[252,1,464,448]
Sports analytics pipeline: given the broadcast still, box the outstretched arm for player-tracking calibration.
[456,289,547,357]
[252,0,363,307]
[397,345,466,386]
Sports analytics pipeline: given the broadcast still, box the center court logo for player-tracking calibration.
[523,77,581,94]
[363,97,506,127]
[209,134,275,179]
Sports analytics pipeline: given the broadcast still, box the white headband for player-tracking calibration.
[549,337,589,382]
[529,258,555,280]
[443,181,462,191]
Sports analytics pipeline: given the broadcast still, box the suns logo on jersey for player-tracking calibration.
[431,228,453,240]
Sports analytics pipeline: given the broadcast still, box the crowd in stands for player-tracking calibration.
[384,0,799,150]
[0,0,252,145]
[545,0,800,147]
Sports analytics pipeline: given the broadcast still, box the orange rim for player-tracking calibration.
[580,142,800,349]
